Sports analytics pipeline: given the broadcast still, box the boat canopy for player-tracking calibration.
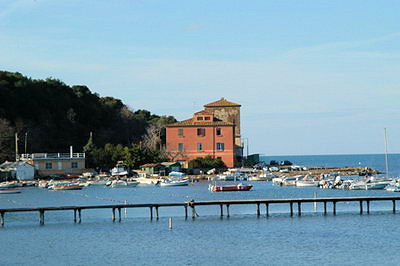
[169,171,185,177]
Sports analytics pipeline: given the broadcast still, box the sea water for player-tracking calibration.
[1,154,400,265]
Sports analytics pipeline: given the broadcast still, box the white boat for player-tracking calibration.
[111,161,129,177]
[296,180,319,187]
[159,178,189,187]
[86,180,108,186]
[52,183,83,190]
[386,185,400,192]
[110,180,139,188]
[282,175,303,186]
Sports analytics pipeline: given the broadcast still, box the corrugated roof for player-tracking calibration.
[204,97,241,107]
[140,163,162,168]
[0,161,33,169]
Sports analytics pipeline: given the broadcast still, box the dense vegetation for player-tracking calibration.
[188,156,227,170]
[0,71,176,168]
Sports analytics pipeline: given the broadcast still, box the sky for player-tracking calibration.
[1,0,399,155]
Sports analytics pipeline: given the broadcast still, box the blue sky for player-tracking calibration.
[1,0,399,155]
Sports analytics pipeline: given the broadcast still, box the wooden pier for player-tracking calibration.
[1,196,400,226]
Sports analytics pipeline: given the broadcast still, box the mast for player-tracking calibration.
[384,128,389,179]
[15,132,19,161]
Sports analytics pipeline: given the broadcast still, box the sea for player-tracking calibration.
[1,154,400,266]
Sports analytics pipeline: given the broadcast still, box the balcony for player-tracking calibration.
[18,153,85,160]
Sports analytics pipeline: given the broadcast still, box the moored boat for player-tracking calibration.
[159,179,189,187]
[209,183,253,192]
[0,188,21,194]
[52,183,83,190]
[110,180,139,188]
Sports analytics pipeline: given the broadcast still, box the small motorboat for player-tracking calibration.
[0,188,21,194]
[209,183,253,192]
[159,179,189,187]
[52,183,83,190]
[110,180,139,188]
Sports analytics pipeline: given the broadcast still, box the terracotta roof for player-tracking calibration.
[167,118,234,127]
[204,97,241,107]
[194,110,213,115]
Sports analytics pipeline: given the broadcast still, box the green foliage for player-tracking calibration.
[0,71,176,163]
[92,143,167,170]
[189,156,227,170]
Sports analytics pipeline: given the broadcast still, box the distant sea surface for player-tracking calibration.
[2,154,400,265]
[261,153,400,177]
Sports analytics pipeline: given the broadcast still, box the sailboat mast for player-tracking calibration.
[384,128,389,179]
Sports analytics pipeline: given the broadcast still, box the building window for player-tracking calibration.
[216,142,225,151]
[216,128,222,136]
[197,128,206,137]
[197,143,203,151]
[45,162,52,169]
[197,116,203,121]
[178,128,184,137]
[204,116,210,121]
[71,162,78,169]
[178,143,184,152]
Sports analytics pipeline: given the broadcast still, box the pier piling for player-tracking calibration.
[1,212,4,227]
[112,208,115,222]
[74,209,77,223]
[257,203,260,217]
[220,204,223,217]
[226,204,230,218]
[360,201,363,215]
[156,206,159,220]
[265,203,269,217]
[150,207,153,220]
[77,209,81,223]
[39,210,44,225]
[184,206,188,219]
[333,201,336,215]
[324,201,327,215]
[298,202,302,216]
[290,202,293,216]
[367,201,370,214]
[393,200,396,214]
[118,208,121,222]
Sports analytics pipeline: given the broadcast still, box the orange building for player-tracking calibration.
[166,98,242,168]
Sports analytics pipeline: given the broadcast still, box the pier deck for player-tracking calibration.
[1,196,400,226]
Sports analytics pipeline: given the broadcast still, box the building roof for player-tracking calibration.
[194,110,213,115]
[167,118,234,127]
[140,163,162,168]
[0,161,34,169]
[161,162,181,167]
[204,97,241,108]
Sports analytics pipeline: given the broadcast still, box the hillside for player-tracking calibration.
[0,71,175,163]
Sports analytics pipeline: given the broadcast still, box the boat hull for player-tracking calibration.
[210,184,253,192]
[0,188,21,194]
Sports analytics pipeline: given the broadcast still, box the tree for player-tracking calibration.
[0,118,14,162]
[188,156,227,170]
[83,132,97,168]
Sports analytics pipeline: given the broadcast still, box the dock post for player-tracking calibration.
[150,207,153,220]
[1,211,4,227]
[226,204,230,218]
[112,208,116,222]
[184,206,188,220]
[257,203,260,217]
[298,202,301,216]
[360,201,363,215]
[168,217,172,230]
[118,208,121,222]
[290,202,293,216]
[39,210,44,225]
[333,201,336,215]
[192,206,196,219]
[265,203,269,217]
[77,209,81,223]
[393,200,396,214]
[324,201,327,215]
[367,201,370,214]
[220,204,223,217]
[155,206,159,220]
[74,209,77,223]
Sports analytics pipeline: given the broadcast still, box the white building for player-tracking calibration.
[0,161,35,180]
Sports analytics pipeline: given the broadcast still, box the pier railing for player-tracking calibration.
[1,196,400,227]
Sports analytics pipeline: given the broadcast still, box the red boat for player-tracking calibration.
[209,183,253,192]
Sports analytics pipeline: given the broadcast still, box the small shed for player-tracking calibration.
[0,161,35,180]
[161,162,182,175]
[140,163,165,176]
